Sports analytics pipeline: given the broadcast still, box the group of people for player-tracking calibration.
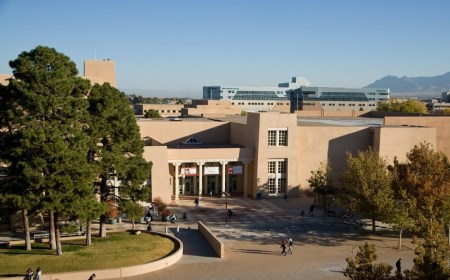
[280,237,294,256]
[25,267,41,280]
[27,268,96,280]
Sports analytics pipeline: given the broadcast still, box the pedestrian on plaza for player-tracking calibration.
[209,190,213,199]
[25,267,33,280]
[309,204,315,216]
[288,237,293,254]
[88,273,96,280]
[300,209,305,216]
[194,198,199,208]
[280,240,287,256]
[35,267,42,280]
[396,258,402,274]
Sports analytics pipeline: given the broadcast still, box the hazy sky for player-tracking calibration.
[1,0,449,97]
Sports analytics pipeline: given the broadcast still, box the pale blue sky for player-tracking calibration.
[1,0,449,97]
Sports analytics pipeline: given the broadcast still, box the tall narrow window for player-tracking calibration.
[268,178,276,194]
[268,130,277,146]
[268,159,287,195]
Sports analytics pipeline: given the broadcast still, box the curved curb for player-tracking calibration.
[0,232,183,280]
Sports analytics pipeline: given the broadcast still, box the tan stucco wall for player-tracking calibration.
[0,74,12,86]
[372,126,436,164]
[297,126,372,189]
[84,60,116,87]
[247,112,300,197]
[144,146,171,202]
[138,119,230,146]
[384,116,450,158]
[136,104,183,118]
[138,112,447,201]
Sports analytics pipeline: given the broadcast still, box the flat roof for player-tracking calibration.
[298,117,384,127]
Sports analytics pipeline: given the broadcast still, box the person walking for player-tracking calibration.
[88,273,96,280]
[309,204,315,216]
[280,240,287,256]
[396,258,402,274]
[194,198,199,208]
[25,267,33,280]
[35,267,42,280]
[288,237,293,254]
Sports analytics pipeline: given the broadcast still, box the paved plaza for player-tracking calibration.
[109,196,416,280]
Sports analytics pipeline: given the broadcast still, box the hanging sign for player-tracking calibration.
[181,167,197,176]
[228,166,243,174]
[204,166,219,175]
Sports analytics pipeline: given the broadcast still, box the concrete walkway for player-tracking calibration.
[0,196,416,279]
[108,196,416,280]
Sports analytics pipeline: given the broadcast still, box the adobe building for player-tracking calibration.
[139,112,438,203]
[134,104,184,118]
[83,59,116,87]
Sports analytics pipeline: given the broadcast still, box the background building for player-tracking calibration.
[203,76,389,113]
[290,87,389,112]
[83,59,116,87]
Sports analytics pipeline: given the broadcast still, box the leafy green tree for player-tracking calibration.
[339,148,395,233]
[0,46,97,255]
[121,200,144,230]
[377,99,427,114]
[144,109,161,118]
[404,221,450,280]
[87,83,151,237]
[307,161,335,213]
[391,143,450,230]
[344,242,393,280]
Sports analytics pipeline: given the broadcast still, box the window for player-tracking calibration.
[268,178,276,194]
[268,161,276,174]
[278,178,287,193]
[268,129,288,146]
[268,130,277,146]
[268,159,287,194]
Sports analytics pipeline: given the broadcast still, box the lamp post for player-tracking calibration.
[224,192,230,225]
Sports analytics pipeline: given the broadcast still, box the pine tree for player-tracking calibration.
[0,46,97,254]
[87,83,151,237]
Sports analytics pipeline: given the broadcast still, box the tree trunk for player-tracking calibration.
[21,208,32,251]
[371,217,376,233]
[48,211,56,250]
[54,213,62,255]
[398,228,403,250]
[86,219,92,246]
[132,220,136,230]
[99,214,107,238]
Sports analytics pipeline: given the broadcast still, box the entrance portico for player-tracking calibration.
[169,158,252,200]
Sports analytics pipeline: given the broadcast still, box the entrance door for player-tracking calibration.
[230,175,238,192]
[207,176,216,195]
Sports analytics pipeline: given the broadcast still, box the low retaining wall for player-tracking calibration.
[0,232,183,280]
[198,221,224,258]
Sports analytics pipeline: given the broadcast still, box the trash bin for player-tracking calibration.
[183,212,187,220]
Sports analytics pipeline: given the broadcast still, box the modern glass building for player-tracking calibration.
[290,87,390,112]
[203,77,389,112]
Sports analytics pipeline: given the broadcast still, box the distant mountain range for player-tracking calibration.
[365,72,450,95]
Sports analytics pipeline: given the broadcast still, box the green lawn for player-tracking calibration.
[0,232,177,277]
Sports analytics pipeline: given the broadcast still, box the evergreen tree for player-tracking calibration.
[0,46,97,254]
[87,83,151,237]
